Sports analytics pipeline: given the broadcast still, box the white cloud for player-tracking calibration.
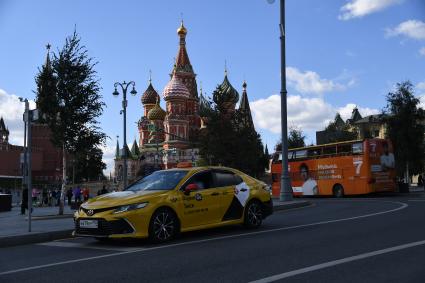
[251,95,380,135]
[0,89,35,146]
[251,95,334,134]
[337,103,380,120]
[417,81,425,90]
[286,67,348,95]
[100,139,117,176]
[420,47,425,56]
[339,0,403,20]
[386,20,425,40]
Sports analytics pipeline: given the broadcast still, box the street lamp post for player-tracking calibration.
[113,81,137,189]
[269,0,293,201]
[20,98,33,231]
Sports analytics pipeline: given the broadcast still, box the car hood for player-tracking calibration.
[83,190,168,209]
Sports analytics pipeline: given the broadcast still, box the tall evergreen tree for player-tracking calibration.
[383,81,425,179]
[199,100,267,177]
[275,127,306,151]
[35,31,106,214]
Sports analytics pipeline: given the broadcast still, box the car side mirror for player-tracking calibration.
[184,183,199,195]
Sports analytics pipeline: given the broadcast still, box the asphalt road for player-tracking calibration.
[1,194,424,283]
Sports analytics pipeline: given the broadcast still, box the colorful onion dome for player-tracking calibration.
[147,98,166,121]
[177,20,187,36]
[162,75,190,100]
[213,74,239,105]
[141,82,160,105]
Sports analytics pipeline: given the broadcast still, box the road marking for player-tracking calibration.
[37,241,140,252]
[0,200,408,276]
[249,239,425,283]
[407,199,425,202]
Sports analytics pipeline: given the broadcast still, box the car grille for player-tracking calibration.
[80,206,117,216]
[75,218,134,236]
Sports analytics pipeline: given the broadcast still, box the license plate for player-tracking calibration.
[79,219,98,229]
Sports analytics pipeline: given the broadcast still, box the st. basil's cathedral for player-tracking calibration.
[114,21,254,182]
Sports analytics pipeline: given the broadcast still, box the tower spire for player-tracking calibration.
[44,43,52,70]
[239,80,254,129]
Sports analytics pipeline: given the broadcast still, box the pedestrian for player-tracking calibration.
[21,187,28,215]
[55,188,60,206]
[82,187,89,201]
[66,187,73,206]
[73,186,81,204]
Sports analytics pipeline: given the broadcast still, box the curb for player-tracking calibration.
[0,229,74,248]
[273,200,311,211]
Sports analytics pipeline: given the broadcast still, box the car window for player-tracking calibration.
[184,171,214,190]
[125,170,188,191]
[213,171,242,187]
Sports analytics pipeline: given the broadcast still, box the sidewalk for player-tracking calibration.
[0,205,75,248]
[0,199,310,248]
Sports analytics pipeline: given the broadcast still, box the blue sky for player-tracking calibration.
[1,0,424,174]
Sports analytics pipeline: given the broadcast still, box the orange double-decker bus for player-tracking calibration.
[270,138,396,197]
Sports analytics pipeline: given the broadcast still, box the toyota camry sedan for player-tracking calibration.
[73,166,273,242]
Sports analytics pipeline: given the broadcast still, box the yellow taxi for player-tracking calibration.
[73,167,273,242]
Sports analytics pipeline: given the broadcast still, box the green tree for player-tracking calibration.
[35,31,106,214]
[324,113,358,143]
[198,102,267,177]
[383,81,425,179]
[275,126,306,151]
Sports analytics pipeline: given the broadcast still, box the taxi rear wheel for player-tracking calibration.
[149,208,178,243]
[244,200,263,229]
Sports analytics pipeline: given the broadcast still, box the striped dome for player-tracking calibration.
[141,82,159,105]
[163,75,190,100]
[147,98,166,121]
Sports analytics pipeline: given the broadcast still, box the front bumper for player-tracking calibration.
[74,217,135,238]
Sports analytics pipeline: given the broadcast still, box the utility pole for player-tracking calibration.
[267,0,293,201]
[20,98,32,232]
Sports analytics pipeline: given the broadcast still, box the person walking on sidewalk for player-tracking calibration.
[82,187,89,201]
[66,187,73,206]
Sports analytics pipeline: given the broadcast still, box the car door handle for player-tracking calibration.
[211,192,220,196]
[240,188,247,192]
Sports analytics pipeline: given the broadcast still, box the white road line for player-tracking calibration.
[37,241,140,252]
[0,200,408,276]
[407,199,425,202]
[249,239,425,283]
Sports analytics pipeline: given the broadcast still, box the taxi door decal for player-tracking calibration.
[222,182,250,221]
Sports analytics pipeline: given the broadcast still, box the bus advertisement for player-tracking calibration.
[271,139,396,197]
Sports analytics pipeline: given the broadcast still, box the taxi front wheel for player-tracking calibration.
[244,200,263,229]
[149,208,178,243]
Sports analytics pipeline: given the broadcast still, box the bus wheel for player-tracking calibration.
[333,184,344,198]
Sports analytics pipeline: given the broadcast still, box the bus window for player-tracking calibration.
[308,149,320,158]
[352,142,363,154]
[295,150,307,159]
[323,146,336,155]
[337,144,351,154]
[288,151,295,160]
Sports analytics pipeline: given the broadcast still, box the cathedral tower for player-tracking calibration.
[172,21,200,140]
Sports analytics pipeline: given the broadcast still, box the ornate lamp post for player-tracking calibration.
[113,81,137,189]
[268,0,293,201]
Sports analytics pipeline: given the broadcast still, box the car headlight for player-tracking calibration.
[113,202,149,214]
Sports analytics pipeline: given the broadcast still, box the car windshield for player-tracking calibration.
[125,170,188,191]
